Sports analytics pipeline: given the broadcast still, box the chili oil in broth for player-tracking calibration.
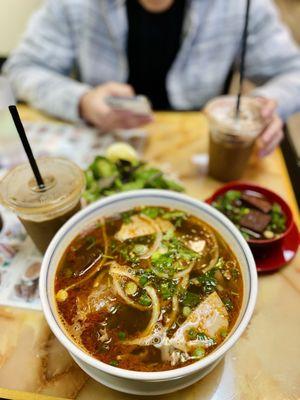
[55,207,243,372]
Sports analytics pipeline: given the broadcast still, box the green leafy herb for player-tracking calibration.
[90,156,118,179]
[268,203,286,233]
[139,275,149,286]
[183,291,200,308]
[118,331,126,341]
[162,210,187,227]
[197,268,218,294]
[159,281,176,300]
[141,207,161,219]
[109,360,119,367]
[151,253,175,278]
[139,292,152,306]
[83,155,184,204]
[121,210,136,224]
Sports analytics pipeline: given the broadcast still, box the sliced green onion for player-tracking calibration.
[133,244,148,255]
[139,293,152,306]
[220,329,228,338]
[139,275,148,286]
[125,281,138,296]
[183,306,191,317]
[192,347,205,358]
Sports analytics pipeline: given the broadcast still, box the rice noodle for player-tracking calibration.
[139,215,163,259]
[110,263,139,283]
[142,286,161,336]
[65,220,109,291]
[202,228,219,272]
[93,266,110,288]
[111,272,148,311]
[165,295,179,329]
[181,275,189,289]
[124,286,161,344]
[174,261,195,279]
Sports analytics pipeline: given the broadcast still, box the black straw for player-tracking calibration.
[236,0,251,119]
[8,105,45,190]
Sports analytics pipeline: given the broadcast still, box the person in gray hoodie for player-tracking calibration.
[4,0,300,156]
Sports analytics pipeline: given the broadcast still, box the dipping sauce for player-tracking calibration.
[0,157,85,253]
[205,96,265,182]
[55,206,243,372]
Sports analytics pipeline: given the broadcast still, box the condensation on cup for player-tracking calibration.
[0,157,85,253]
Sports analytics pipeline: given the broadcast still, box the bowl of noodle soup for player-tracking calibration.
[40,190,257,395]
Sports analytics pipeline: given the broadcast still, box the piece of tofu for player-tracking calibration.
[170,292,228,351]
[115,215,173,241]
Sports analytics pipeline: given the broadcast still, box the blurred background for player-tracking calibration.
[0,0,299,198]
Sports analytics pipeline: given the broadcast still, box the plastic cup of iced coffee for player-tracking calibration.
[0,157,85,253]
[205,96,265,182]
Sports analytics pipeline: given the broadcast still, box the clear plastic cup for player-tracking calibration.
[0,157,85,253]
[205,96,265,182]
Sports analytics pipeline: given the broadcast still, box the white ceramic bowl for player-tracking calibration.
[39,190,257,396]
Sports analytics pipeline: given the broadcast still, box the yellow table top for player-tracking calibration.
[0,106,299,400]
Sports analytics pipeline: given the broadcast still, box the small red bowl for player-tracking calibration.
[206,182,294,247]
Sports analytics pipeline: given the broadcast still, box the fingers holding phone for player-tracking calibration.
[79,82,153,132]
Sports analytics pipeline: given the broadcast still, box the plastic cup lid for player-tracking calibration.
[0,157,85,219]
[205,96,265,139]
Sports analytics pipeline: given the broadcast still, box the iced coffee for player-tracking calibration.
[0,157,85,253]
[205,96,265,182]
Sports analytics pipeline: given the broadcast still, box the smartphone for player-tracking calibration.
[105,95,152,117]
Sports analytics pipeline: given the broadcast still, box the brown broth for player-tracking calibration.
[55,207,243,372]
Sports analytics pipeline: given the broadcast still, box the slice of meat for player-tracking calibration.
[240,210,271,233]
[156,218,174,233]
[170,292,228,351]
[186,239,205,254]
[241,193,272,213]
[115,215,173,241]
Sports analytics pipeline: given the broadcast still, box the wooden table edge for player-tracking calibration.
[0,387,69,400]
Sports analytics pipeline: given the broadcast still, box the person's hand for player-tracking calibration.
[79,82,153,132]
[256,97,284,158]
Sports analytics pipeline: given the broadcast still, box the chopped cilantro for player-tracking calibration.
[162,210,187,227]
[159,281,176,300]
[139,275,149,286]
[151,253,175,278]
[183,291,200,307]
[197,267,220,294]
[139,292,152,306]
[121,210,136,224]
[141,207,161,219]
